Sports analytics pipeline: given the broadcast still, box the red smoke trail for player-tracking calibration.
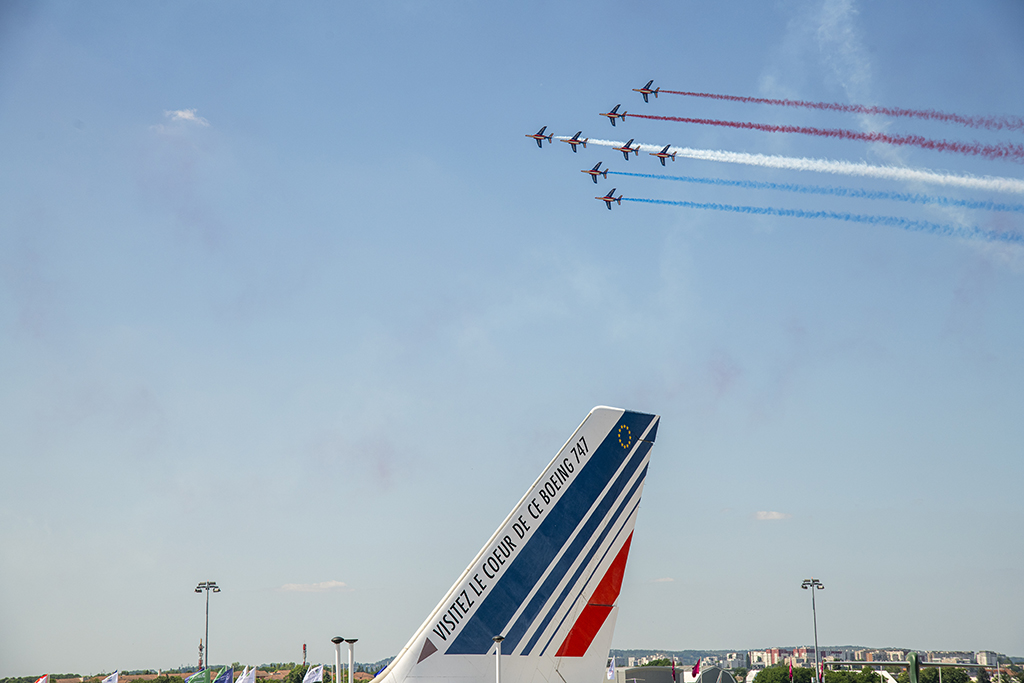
[629,113,1024,163]
[659,90,1024,133]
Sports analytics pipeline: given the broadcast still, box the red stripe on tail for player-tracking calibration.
[555,533,633,657]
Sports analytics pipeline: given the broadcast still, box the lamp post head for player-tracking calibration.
[801,578,824,590]
[332,637,344,645]
[492,636,505,643]
[345,639,358,644]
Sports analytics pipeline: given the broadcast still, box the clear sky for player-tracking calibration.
[2,0,1022,676]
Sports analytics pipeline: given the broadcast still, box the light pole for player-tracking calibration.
[195,581,221,673]
[346,638,358,683]
[493,636,504,683]
[801,579,824,683]
[332,637,344,683]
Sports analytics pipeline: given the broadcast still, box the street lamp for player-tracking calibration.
[801,578,824,683]
[493,636,505,683]
[332,637,344,683]
[346,638,358,683]
[195,581,221,673]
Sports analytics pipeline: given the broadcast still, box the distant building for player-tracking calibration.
[976,652,998,667]
[725,653,749,670]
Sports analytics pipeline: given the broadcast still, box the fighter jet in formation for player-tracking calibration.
[599,104,627,126]
[596,188,623,209]
[581,162,609,184]
[525,126,553,148]
[613,138,641,160]
[633,80,659,102]
[649,145,676,166]
[561,131,589,152]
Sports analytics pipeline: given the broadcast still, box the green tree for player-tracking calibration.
[643,660,673,668]
[284,666,309,683]
[977,669,991,683]
[736,668,749,683]
[856,667,881,683]
[755,665,814,683]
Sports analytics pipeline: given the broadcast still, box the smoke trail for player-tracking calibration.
[659,89,1024,134]
[628,114,1024,163]
[621,197,1024,245]
[556,136,1024,194]
[607,171,1024,214]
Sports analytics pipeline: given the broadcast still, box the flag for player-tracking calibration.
[102,673,119,683]
[213,668,234,683]
[692,659,701,679]
[608,658,616,680]
[35,675,49,683]
[819,663,824,683]
[789,661,793,681]
[302,665,323,683]
[186,670,211,683]
[672,658,677,682]
[238,668,255,683]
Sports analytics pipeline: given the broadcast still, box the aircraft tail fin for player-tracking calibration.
[373,407,660,683]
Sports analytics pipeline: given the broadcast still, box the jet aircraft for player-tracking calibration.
[649,145,676,166]
[581,162,609,184]
[633,80,660,103]
[370,407,660,683]
[597,188,624,209]
[613,139,640,160]
[561,131,588,153]
[599,104,627,126]
[526,126,553,148]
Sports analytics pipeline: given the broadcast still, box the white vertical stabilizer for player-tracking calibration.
[373,407,660,683]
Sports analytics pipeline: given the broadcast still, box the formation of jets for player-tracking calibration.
[525,126,553,147]
[561,131,589,152]
[650,144,676,165]
[599,104,627,126]
[582,162,609,184]
[528,80,669,209]
[613,138,641,160]
[596,188,623,209]
[632,79,660,102]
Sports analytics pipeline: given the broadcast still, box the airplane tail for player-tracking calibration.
[372,407,660,683]
[601,170,608,179]
[582,140,588,149]
[654,88,659,98]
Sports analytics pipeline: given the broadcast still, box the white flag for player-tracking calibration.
[102,672,119,683]
[35,675,49,683]
[608,658,616,680]
[237,667,255,683]
[302,665,323,683]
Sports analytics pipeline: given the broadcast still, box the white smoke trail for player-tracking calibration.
[554,136,1024,194]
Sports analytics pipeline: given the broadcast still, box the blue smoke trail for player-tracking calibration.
[608,171,1024,214]
[621,197,1024,245]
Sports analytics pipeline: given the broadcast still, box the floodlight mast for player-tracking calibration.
[195,581,221,673]
[801,578,824,683]
[332,637,344,683]
[346,638,358,683]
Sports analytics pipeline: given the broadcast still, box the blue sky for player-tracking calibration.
[2,0,1023,676]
